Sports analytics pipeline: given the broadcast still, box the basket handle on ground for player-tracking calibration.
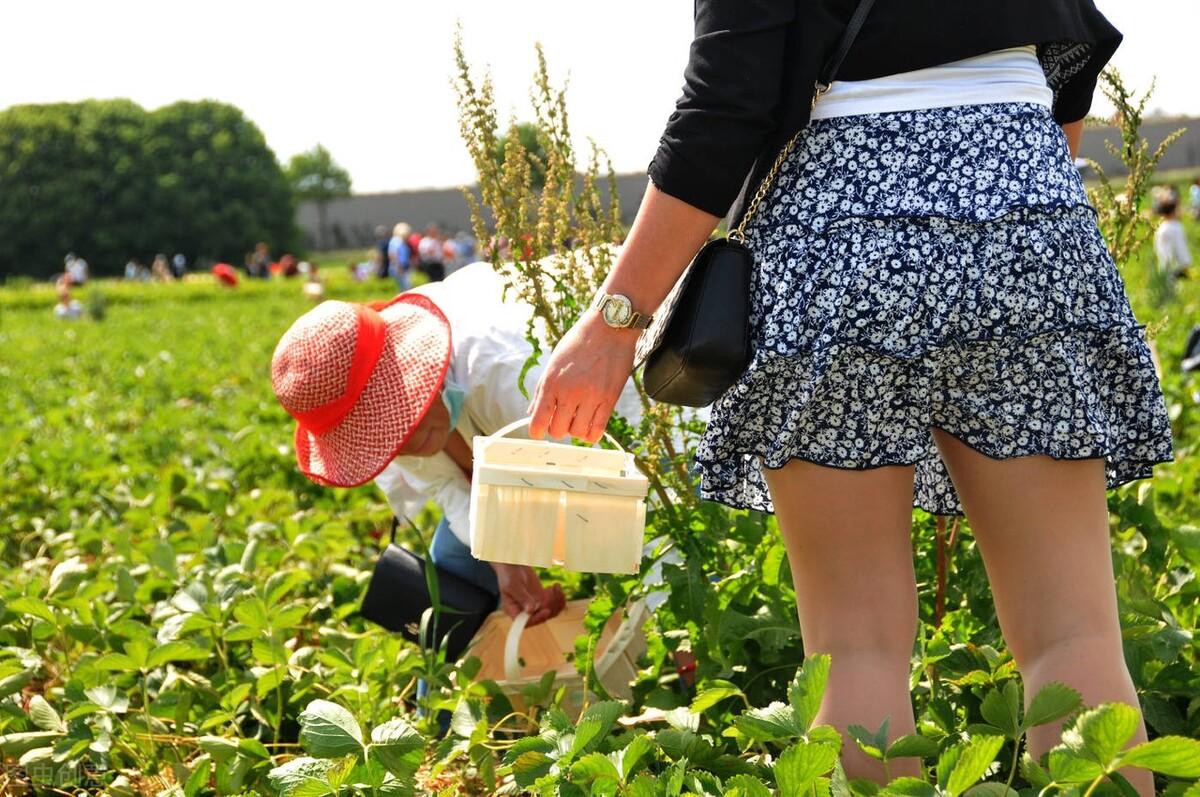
[502,600,648,684]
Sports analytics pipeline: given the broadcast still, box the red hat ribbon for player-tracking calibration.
[293,304,388,435]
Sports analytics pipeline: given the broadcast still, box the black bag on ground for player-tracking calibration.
[359,518,498,661]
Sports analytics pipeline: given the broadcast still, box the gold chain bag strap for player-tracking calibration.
[636,0,877,407]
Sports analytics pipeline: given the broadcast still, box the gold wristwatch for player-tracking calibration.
[592,290,653,330]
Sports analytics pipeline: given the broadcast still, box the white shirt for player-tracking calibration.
[810,46,1053,120]
[1155,219,1192,273]
[373,260,644,547]
[418,236,444,263]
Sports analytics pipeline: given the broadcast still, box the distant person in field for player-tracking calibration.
[171,253,188,279]
[387,222,413,290]
[64,253,89,285]
[152,253,175,282]
[125,258,149,281]
[1189,177,1200,222]
[417,224,446,282]
[248,242,272,279]
[374,225,392,279]
[1153,187,1192,279]
[53,276,83,320]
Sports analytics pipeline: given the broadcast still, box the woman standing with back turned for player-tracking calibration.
[527,1,1174,792]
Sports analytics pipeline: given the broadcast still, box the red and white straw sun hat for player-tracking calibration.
[270,294,451,487]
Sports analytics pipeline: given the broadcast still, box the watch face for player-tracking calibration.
[602,295,632,326]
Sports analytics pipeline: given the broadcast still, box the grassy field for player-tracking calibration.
[0,212,1197,794]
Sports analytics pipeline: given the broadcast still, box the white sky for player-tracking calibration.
[3,1,1197,193]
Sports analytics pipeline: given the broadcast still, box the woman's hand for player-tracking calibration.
[528,311,640,443]
[490,562,566,627]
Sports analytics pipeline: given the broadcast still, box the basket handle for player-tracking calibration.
[502,600,646,683]
[503,611,531,682]
[487,417,625,453]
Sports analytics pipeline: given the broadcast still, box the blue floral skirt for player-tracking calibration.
[697,103,1175,517]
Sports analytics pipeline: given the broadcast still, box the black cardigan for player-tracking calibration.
[647,0,1122,223]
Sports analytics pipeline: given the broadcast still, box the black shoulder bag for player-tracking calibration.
[359,517,498,661]
[637,0,877,407]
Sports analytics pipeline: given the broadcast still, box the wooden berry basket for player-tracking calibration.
[469,419,648,574]
[470,599,649,717]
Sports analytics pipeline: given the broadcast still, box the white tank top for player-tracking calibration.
[810,45,1053,120]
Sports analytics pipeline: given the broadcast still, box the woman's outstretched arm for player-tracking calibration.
[527,183,720,442]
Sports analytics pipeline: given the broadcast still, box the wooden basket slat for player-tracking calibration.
[470,430,649,575]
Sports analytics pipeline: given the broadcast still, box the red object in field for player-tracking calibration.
[213,263,239,286]
[520,233,534,260]
[269,261,282,275]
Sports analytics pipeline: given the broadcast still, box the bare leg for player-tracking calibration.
[763,460,921,781]
[930,429,1152,796]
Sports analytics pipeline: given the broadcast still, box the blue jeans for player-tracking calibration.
[417,517,497,736]
[428,517,499,595]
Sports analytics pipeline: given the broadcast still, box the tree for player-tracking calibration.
[285,144,352,251]
[0,99,298,278]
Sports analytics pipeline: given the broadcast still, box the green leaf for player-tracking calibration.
[944,736,1004,797]
[93,653,139,672]
[255,665,286,698]
[369,718,425,778]
[510,749,555,787]
[234,598,271,631]
[298,699,365,758]
[735,701,803,742]
[725,774,774,797]
[253,638,290,667]
[776,742,839,794]
[147,641,210,668]
[1117,736,1200,777]
[570,701,624,758]
[273,603,310,630]
[450,699,485,739]
[1048,748,1105,783]
[184,756,212,797]
[886,734,940,761]
[790,654,831,732]
[27,695,63,732]
[47,557,90,598]
[616,734,656,781]
[658,728,717,764]
[962,785,1019,797]
[84,685,129,713]
[1020,752,1051,789]
[0,668,34,699]
[0,731,64,757]
[1063,703,1140,766]
[9,597,58,625]
[879,778,937,797]
[570,751,621,786]
[691,681,745,714]
[268,756,336,797]
[1023,682,1082,729]
[198,736,240,763]
[239,737,272,760]
[665,706,701,732]
[848,719,890,762]
[980,681,1021,738]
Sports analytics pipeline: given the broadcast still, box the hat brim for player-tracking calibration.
[293,294,451,487]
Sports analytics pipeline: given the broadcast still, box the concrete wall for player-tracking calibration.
[297,173,651,250]
[299,117,1199,250]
